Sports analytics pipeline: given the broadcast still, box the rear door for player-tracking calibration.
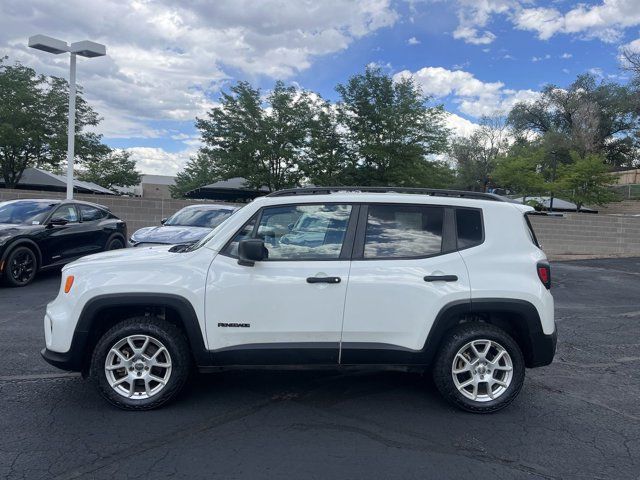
[340,203,471,364]
[77,204,110,254]
[205,203,357,365]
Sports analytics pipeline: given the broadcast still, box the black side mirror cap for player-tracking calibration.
[160,218,167,225]
[238,239,267,266]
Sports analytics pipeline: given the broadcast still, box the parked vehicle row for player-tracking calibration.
[0,200,237,286]
[41,187,556,413]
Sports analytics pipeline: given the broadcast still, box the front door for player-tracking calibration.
[340,203,471,364]
[205,203,356,365]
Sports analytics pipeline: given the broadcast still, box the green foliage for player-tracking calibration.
[196,81,314,192]
[450,115,508,191]
[557,152,618,209]
[493,146,547,196]
[335,67,450,187]
[77,149,141,190]
[170,152,219,198]
[0,58,104,188]
[508,74,640,167]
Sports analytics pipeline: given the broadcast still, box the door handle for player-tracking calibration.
[424,275,458,282]
[306,276,341,284]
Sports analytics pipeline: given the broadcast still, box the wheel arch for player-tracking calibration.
[1,238,43,271]
[104,232,126,249]
[425,298,555,368]
[73,293,209,374]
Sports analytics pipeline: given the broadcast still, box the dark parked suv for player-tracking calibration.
[0,199,127,287]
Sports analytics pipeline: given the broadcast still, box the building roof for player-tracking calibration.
[1,167,115,195]
[185,177,269,201]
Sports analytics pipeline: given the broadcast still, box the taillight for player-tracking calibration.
[537,263,550,289]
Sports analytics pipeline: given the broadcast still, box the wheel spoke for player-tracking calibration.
[128,380,136,397]
[458,377,474,389]
[148,374,166,385]
[113,376,128,387]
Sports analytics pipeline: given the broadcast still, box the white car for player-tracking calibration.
[42,187,556,413]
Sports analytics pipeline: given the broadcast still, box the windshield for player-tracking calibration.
[165,207,234,228]
[0,201,56,225]
[186,205,245,251]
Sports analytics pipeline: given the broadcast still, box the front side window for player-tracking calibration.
[51,205,78,223]
[225,204,352,260]
[364,204,443,259]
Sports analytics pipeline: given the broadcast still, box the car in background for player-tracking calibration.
[129,204,238,247]
[0,199,126,287]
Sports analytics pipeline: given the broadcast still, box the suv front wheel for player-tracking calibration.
[89,317,192,410]
[433,323,525,413]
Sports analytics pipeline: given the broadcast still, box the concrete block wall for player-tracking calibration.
[0,189,238,234]
[2,188,640,258]
[596,200,640,215]
[529,213,640,257]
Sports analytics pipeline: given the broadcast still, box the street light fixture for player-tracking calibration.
[28,35,106,200]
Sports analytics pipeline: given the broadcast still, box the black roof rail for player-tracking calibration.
[266,186,510,202]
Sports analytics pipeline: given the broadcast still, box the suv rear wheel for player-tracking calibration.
[89,317,191,410]
[433,323,525,413]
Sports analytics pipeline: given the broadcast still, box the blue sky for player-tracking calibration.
[1,0,639,174]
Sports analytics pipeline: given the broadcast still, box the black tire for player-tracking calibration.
[89,316,192,410]
[106,236,125,251]
[433,323,525,413]
[3,246,38,287]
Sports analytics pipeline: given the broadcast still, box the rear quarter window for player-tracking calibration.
[455,208,483,249]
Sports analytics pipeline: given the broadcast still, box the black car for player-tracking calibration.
[0,199,127,287]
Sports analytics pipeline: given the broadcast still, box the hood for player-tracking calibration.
[130,225,212,245]
[65,244,179,269]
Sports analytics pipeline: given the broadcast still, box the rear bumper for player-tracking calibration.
[528,328,557,368]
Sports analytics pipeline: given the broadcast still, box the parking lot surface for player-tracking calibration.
[1,258,639,479]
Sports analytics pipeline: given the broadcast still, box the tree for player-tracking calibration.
[170,152,219,198]
[450,115,508,191]
[0,58,102,188]
[195,81,314,192]
[492,146,547,197]
[557,152,617,210]
[302,103,354,186]
[77,149,140,190]
[508,74,640,167]
[335,66,450,187]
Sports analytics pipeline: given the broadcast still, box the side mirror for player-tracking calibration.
[160,218,167,225]
[47,218,68,227]
[238,239,267,267]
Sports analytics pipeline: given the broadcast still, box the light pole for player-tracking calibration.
[28,35,106,200]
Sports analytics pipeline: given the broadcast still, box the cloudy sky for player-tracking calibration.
[1,0,639,175]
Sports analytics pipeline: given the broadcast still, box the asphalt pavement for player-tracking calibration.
[0,258,639,479]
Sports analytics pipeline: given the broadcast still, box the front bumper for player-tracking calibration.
[41,331,88,372]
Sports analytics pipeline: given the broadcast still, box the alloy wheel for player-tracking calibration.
[10,250,36,285]
[104,335,172,399]
[451,339,513,402]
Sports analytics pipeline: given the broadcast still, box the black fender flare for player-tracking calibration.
[1,238,43,271]
[423,298,555,368]
[46,293,210,372]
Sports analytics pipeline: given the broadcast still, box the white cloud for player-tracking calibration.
[445,112,478,137]
[0,0,398,138]
[125,147,195,176]
[560,53,573,59]
[514,0,640,43]
[407,36,420,45]
[450,0,514,45]
[394,66,539,118]
[531,54,551,62]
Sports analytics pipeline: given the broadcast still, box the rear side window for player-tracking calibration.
[79,204,107,221]
[364,205,443,259]
[455,208,483,249]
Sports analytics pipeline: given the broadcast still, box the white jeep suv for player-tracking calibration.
[42,188,556,413]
